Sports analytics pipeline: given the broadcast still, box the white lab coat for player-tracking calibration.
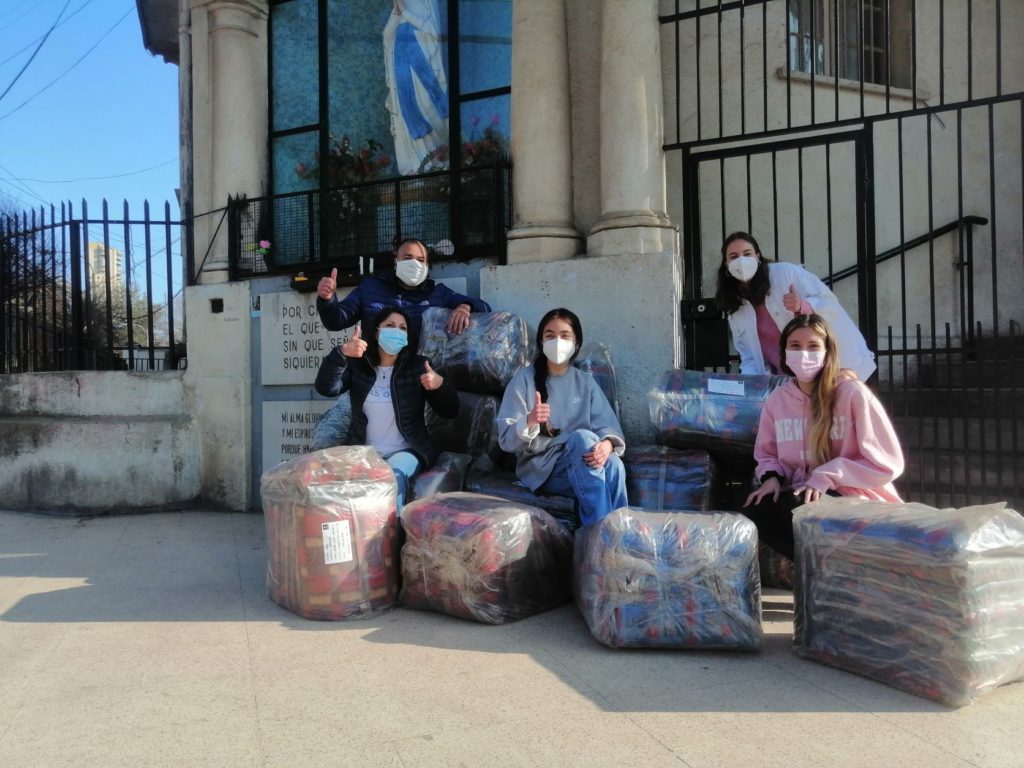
[728,261,876,381]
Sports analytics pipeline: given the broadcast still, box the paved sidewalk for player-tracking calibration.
[0,510,1020,768]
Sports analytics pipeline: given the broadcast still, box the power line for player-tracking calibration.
[3,158,179,184]
[0,5,134,122]
[0,0,72,104]
[0,0,99,69]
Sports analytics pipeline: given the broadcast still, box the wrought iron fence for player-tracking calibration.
[228,160,511,282]
[0,201,187,374]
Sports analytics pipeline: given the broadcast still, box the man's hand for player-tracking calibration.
[446,304,472,334]
[340,326,367,358]
[318,268,338,300]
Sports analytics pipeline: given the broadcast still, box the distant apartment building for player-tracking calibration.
[86,242,124,298]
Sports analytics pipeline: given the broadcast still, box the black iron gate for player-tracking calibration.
[661,0,1023,509]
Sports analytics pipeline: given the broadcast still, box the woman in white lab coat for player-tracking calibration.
[715,231,876,381]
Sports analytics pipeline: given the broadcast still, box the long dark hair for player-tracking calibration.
[779,314,842,467]
[365,306,413,370]
[715,230,772,314]
[533,308,583,438]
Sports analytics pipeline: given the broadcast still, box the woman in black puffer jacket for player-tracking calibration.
[315,306,458,512]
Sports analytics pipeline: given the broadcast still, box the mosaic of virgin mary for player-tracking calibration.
[383,0,450,175]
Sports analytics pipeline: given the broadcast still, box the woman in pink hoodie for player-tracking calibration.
[743,314,904,560]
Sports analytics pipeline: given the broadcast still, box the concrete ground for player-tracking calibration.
[0,510,1020,768]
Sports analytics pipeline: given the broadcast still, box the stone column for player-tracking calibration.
[190,0,269,283]
[587,0,675,257]
[506,0,582,263]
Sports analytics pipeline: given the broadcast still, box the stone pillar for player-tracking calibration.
[506,0,582,263]
[190,0,268,283]
[587,0,675,257]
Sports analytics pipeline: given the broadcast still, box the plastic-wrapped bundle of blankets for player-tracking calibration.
[575,508,763,649]
[622,445,719,512]
[400,492,574,624]
[417,308,530,393]
[649,370,788,458]
[260,446,398,620]
[793,497,1024,706]
[424,391,498,456]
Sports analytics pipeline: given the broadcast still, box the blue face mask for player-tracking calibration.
[378,327,408,356]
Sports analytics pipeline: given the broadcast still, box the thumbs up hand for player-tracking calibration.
[318,268,338,300]
[783,283,803,314]
[341,325,367,358]
[526,390,551,428]
[420,360,443,390]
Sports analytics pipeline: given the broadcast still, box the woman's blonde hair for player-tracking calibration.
[779,314,842,466]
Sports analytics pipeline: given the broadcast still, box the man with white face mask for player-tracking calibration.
[316,237,491,341]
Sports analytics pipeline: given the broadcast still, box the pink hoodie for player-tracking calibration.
[754,378,904,501]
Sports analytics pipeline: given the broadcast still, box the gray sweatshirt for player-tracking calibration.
[497,365,626,491]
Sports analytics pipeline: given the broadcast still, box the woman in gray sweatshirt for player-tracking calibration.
[497,308,628,527]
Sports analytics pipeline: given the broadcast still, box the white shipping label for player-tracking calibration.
[321,520,354,565]
[707,378,745,397]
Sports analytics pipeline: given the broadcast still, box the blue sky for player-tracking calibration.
[0,0,180,218]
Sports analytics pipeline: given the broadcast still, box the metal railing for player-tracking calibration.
[0,201,186,374]
[228,160,511,282]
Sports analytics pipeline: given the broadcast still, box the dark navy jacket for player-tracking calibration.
[314,347,458,468]
[317,271,492,340]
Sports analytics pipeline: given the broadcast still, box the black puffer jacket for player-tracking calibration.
[314,347,458,467]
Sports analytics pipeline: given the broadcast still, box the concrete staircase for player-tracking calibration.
[880,328,1023,511]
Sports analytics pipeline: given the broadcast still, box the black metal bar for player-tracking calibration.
[124,201,135,371]
[825,143,833,280]
[719,157,726,243]
[762,0,768,134]
[0,216,8,374]
[270,124,319,139]
[967,0,973,102]
[897,116,907,394]
[945,322,955,505]
[883,0,891,112]
[810,0,816,125]
[926,110,937,346]
[857,129,878,353]
[939,0,945,105]
[659,0,770,24]
[675,0,680,143]
[697,4,703,140]
[61,201,68,366]
[164,201,176,366]
[683,126,865,161]
[797,146,805,263]
[448,0,462,257]
[1011,320,1019,507]
[976,320,986,499]
[69,216,84,369]
[915,323,923,501]
[717,0,724,137]
[987,103,998,329]
[833,0,839,120]
[745,154,752,233]
[145,200,157,369]
[663,92,1024,153]
[858,0,865,117]
[739,0,745,136]
[996,0,1002,96]
[911,0,917,105]
[786,0,792,128]
[772,150,779,259]
[317,0,329,264]
[458,85,511,103]
[30,207,40,372]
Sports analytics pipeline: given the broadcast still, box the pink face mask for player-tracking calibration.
[785,349,826,382]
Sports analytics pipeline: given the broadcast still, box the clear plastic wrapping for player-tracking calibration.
[622,445,719,512]
[574,508,763,649]
[573,341,620,416]
[465,452,579,528]
[648,370,789,457]
[260,446,398,620]
[416,308,530,393]
[793,497,1024,706]
[400,492,574,624]
[425,391,498,456]
[311,394,352,451]
[410,451,472,500]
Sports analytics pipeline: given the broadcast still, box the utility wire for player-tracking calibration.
[0,0,98,68]
[0,6,133,122]
[0,0,71,104]
[4,158,179,184]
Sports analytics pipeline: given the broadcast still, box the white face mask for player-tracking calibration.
[727,255,760,282]
[395,258,428,286]
[785,349,826,382]
[542,338,575,366]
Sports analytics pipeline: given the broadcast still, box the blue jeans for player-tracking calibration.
[386,451,421,516]
[539,430,628,527]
